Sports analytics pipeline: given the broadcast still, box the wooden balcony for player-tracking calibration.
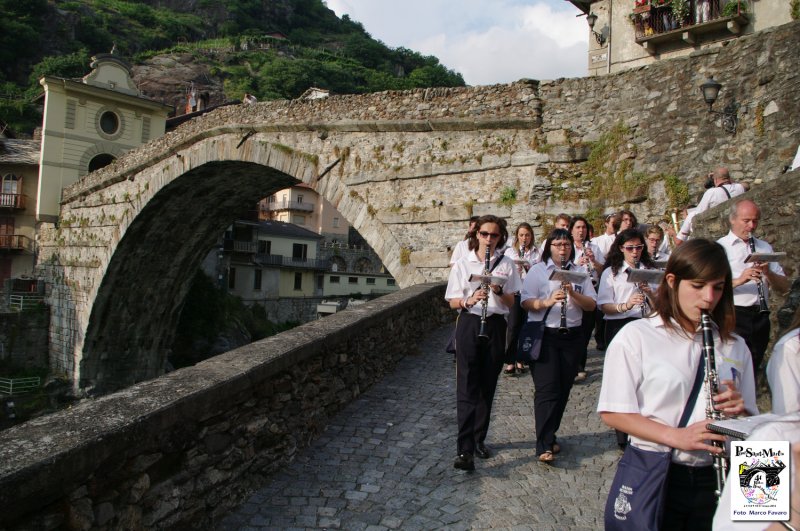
[0,234,32,252]
[0,193,27,210]
[631,0,749,53]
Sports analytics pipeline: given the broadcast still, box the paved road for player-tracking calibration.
[218,323,621,530]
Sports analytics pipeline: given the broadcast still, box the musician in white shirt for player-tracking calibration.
[445,215,522,471]
[677,168,748,243]
[717,199,789,371]
[591,212,620,257]
[521,228,596,462]
[570,216,604,382]
[599,239,756,530]
[503,223,540,375]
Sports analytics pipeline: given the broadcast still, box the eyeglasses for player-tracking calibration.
[551,242,572,248]
[479,231,501,239]
[621,245,645,251]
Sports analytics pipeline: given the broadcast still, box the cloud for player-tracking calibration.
[325,0,589,85]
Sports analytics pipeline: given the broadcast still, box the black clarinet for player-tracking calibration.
[477,245,491,341]
[558,257,569,335]
[700,310,728,498]
[748,236,770,314]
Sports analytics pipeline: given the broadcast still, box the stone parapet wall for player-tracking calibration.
[0,283,451,530]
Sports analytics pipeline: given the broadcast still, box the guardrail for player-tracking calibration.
[0,377,40,396]
[8,294,45,312]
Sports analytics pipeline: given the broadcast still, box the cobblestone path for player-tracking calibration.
[218,323,622,530]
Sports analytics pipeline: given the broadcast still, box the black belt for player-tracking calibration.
[668,462,715,479]
[461,312,506,321]
[735,305,762,314]
[544,326,581,335]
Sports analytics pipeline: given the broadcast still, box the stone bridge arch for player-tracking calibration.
[38,22,800,394]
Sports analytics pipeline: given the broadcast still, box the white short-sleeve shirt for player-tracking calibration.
[520,259,597,328]
[449,239,470,265]
[591,232,616,257]
[504,245,540,282]
[574,241,605,280]
[597,315,758,466]
[597,262,657,320]
[445,250,522,317]
[717,231,786,307]
[766,329,800,414]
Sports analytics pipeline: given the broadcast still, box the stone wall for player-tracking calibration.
[0,283,450,530]
[0,309,49,369]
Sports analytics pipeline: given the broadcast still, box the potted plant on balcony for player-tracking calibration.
[632,0,651,15]
[722,0,748,16]
[670,0,690,26]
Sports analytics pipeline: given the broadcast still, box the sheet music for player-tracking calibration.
[626,269,665,285]
[548,269,589,284]
[744,252,786,263]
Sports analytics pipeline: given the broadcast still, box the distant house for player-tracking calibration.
[0,136,40,282]
[298,87,330,100]
[569,0,793,75]
[37,50,172,221]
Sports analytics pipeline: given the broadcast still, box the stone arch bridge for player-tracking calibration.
[38,21,799,394]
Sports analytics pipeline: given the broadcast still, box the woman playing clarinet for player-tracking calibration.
[445,215,521,471]
[521,228,596,463]
[503,222,540,375]
[598,239,757,531]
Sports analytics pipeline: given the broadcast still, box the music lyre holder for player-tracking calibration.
[744,252,786,263]
[468,274,508,285]
[547,269,589,284]
[626,269,665,285]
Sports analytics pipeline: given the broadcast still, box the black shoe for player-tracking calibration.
[453,453,475,471]
[475,443,492,459]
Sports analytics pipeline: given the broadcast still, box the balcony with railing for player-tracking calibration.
[262,199,315,213]
[222,239,257,253]
[0,234,32,252]
[631,0,749,52]
[0,193,27,210]
[254,254,330,270]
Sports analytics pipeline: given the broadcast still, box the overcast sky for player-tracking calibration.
[325,0,589,86]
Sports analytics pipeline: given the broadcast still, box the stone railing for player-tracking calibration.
[0,283,451,530]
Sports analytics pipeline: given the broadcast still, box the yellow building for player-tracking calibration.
[222,219,327,303]
[0,137,40,283]
[37,50,172,222]
[260,183,349,243]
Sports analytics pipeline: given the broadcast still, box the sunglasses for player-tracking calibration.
[621,245,645,251]
[479,231,501,239]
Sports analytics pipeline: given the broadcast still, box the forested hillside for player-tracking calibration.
[0,0,465,134]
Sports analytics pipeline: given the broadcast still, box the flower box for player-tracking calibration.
[633,5,651,14]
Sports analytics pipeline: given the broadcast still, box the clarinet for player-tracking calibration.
[477,245,491,340]
[635,260,648,318]
[700,310,728,498]
[559,257,569,335]
[748,236,770,314]
[581,237,594,276]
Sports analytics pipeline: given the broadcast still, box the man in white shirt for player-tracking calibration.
[591,213,619,257]
[677,167,748,243]
[718,199,790,371]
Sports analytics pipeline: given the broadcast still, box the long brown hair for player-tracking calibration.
[467,215,509,251]
[653,239,736,340]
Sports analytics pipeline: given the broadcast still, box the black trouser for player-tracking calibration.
[504,293,525,364]
[734,305,771,373]
[604,317,640,347]
[604,316,640,445]
[530,327,582,456]
[577,309,596,372]
[661,463,717,531]
[455,313,506,456]
[594,307,606,350]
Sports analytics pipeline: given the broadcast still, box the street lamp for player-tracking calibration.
[699,76,738,134]
[586,12,607,45]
